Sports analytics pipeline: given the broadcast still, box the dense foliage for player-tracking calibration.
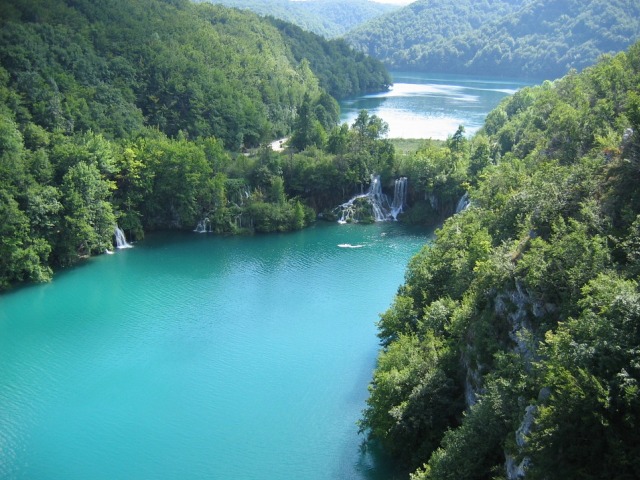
[196,0,397,39]
[359,42,640,479]
[346,0,640,79]
[0,0,396,289]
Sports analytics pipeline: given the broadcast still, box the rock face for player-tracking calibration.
[505,451,531,479]
[505,404,536,479]
[492,281,555,479]
[463,354,483,407]
[462,280,548,409]
[495,278,556,363]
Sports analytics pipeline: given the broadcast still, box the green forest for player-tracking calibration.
[346,0,640,79]
[359,42,640,479]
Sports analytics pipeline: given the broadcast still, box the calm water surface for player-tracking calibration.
[340,71,531,139]
[0,223,432,479]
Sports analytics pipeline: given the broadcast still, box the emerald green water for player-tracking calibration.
[0,223,431,479]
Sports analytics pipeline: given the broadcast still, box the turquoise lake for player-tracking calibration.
[0,223,432,479]
[340,71,531,139]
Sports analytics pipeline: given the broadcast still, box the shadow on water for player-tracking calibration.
[335,317,418,480]
[0,248,121,302]
[354,440,411,480]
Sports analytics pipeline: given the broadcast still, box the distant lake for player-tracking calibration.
[340,71,532,139]
[0,223,431,479]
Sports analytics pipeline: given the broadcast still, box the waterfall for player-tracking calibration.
[334,175,406,223]
[114,226,132,249]
[194,217,212,233]
[456,192,470,213]
[366,175,391,222]
[335,193,368,224]
[428,194,438,210]
[390,177,407,220]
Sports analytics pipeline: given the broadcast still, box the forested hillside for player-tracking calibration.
[359,42,640,479]
[0,0,391,289]
[346,0,640,79]
[195,0,397,38]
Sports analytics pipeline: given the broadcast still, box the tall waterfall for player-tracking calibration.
[390,177,407,220]
[114,226,132,249]
[366,175,391,222]
[334,175,407,223]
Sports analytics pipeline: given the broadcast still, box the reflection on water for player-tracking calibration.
[340,71,531,139]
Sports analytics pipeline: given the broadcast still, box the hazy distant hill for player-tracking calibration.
[266,17,391,99]
[196,0,398,38]
[346,0,640,79]
[346,0,522,60]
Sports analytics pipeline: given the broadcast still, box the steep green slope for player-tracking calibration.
[347,0,640,79]
[196,0,397,38]
[360,42,640,479]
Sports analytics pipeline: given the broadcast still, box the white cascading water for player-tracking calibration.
[114,226,132,249]
[390,177,407,220]
[455,192,470,213]
[366,175,391,221]
[335,175,407,223]
[336,193,367,224]
[194,217,212,233]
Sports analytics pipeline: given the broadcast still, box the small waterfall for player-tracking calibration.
[390,177,407,220]
[114,226,132,249]
[194,217,212,233]
[428,194,439,210]
[335,174,402,223]
[336,193,367,224]
[456,192,470,213]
